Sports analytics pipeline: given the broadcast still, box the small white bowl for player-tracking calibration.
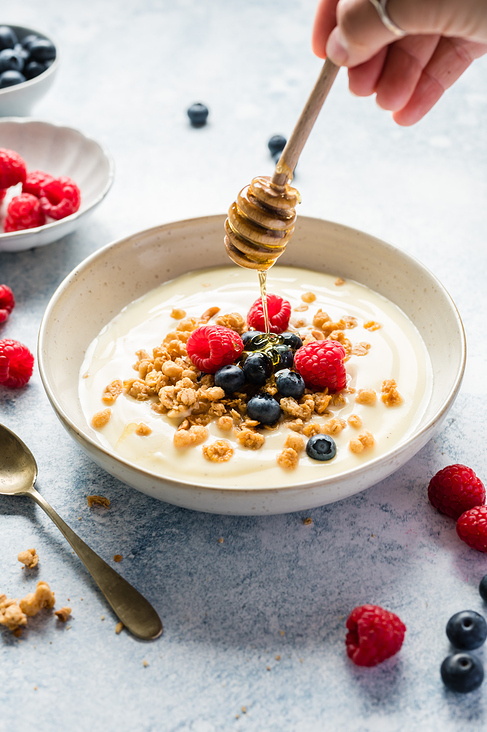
[0,118,114,252]
[0,25,59,117]
[38,215,465,515]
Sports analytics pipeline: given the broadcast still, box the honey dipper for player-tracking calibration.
[225,58,339,270]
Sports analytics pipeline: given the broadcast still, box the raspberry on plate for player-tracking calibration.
[39,176,81,220]
[0,339,34,388]
[22,169,55,198]
[187,325,244,374]
[4,193,46,232]
[457,506,487,552]
[0,148,27,189]
[345,604,406,667]
[294,339,346,391]
[428,464,485,520]
[247,293,291,334]
[0,284,15,324]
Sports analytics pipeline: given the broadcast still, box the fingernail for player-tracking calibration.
[326,29,349,65]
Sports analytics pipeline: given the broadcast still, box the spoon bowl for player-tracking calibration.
[0,423,162,640]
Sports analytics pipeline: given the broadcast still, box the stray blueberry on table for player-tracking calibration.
[440,653,484,693]
[187,103,209,126]
[242,351,273,386]
[246,393,281,425]
[479,575,487,603]
[268,134,286,156]
[275,369,305,399]
[214,364,245,394]
[306,434,337,461]
[446,611,487,651]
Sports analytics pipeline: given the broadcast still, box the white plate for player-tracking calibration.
[38,215,465,515]
[0,118,114,252]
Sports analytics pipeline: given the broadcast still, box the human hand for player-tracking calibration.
[312,0,487,125]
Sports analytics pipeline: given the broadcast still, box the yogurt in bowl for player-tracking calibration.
[38,215,465,514]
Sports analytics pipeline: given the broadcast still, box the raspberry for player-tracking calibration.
[22,169,55,198]
[0,148,27,189]
[345,604,406,667]
[247,293,291,334]
[0,189,6,203]
[39,176,81,220]
[294,339,346,391]
[428,464,485,520]
[4,194,46,232]
[457,506,487,552]
[0,339,34,388]
[0,284,15,324]
[187,325,244,373]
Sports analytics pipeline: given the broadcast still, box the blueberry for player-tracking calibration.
[441,653,484,693]
[281,331,303,350]
[0,26,18,51]
[242,351,273,386]
[28,38,56,63]
[214,364,245,394]
[306,434,337,461]
[0,70,26,88]
[24,61,47,80]
[241,330,264,348]
[479,575,487,603]
[267,344,294,371]
[0,48,24,73]
[247,393,281,425]
[245,332,284,352]
[187,103,209,126]
[268,134,286,156]
[275,369,305,399]
[446,611,487,650]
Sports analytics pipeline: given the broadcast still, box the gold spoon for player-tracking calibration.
[0,423,162,641]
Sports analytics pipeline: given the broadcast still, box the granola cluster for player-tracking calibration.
[91,285,405,470]
[0,581,61,636]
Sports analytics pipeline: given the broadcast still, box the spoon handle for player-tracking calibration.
[26,486,162,640]
[272,57,339,187]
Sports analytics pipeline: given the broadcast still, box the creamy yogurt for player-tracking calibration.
[79,266,433,488]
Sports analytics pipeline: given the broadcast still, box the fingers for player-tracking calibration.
[312,0,340,58]
[326,0,396,67]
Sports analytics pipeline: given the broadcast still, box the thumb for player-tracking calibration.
[326,0,487,67]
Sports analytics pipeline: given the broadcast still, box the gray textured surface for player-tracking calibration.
[1,1,487,730]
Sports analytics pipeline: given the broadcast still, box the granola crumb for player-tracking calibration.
[91,409,111,429]
[277,447,299,469]
[293,303,308,312]
[355,388,377,406]
[202,439,234,462]
[0,594,27,632]
[173,425,209,448]
[135,422,152,436]
[349,430,375,453]
[347,414,362,429]
[18,548,39,569]
[301,291,316,303]
[19,581,55,618]
[236,428,265,450]
[101,379,123,405]
[284,433,305,452]
[303,422,322,438]
[87,495,111,509]
[215,312,246,334]
[143,659,149,667]
[322,418,347,436]
[335,277,345,286]
[303,517,313,525]
[381,379,403,407]
[349,438,364,454]
[218,537,224,544]
[55,607,72,622]
[115,622,124,634]
[113,554,123,563]
[170,308,186,319]
[217,415,234,431]
[364,320,381,331]
[352,342,371,357]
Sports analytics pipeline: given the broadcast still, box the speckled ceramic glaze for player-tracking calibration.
[38,215,465,514]
[0,118,114,252]
[0,25,59,117]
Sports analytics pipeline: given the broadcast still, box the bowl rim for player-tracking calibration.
[38,214,467,496]
[0,117,115,240]
[0,23,60,98]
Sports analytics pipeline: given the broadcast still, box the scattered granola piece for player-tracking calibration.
[203,439,234,462]
[335,277,345,286]
[173,425,209,448]
[322,418,347,436]
[170,308,186,319]
[347,414,362,429]
[113,555,123,563]
[200,306,220,323]
[218,537,224,544]
[349,438,364,454]
[143,660,149,667]
[364,320,381,331]
[303,422,322,438]
[303,517,313,525]
[215,312,246,334]
[355,388,377,406]
[101,379,123,405]
[135,422,152,436]
[0,595,27,632]
[217,415,234,431]
[284,432,305,452]
[18,548,39,569]
[293,303,308,312]
[301,292,316,303]
[381,379,403,407]
[91,408,111,429]
[87,495,111,509]
[349,430,375,453]
[115,622,124,634]
[19,581,55,617]
[277,447,299,469]
[236,429,265,450]
[55,607,72,622]
[352,342,371,357]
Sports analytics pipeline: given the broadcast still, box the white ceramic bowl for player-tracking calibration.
[0,25,59,117]
[0,118,114,252]
[38,215,465,515]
